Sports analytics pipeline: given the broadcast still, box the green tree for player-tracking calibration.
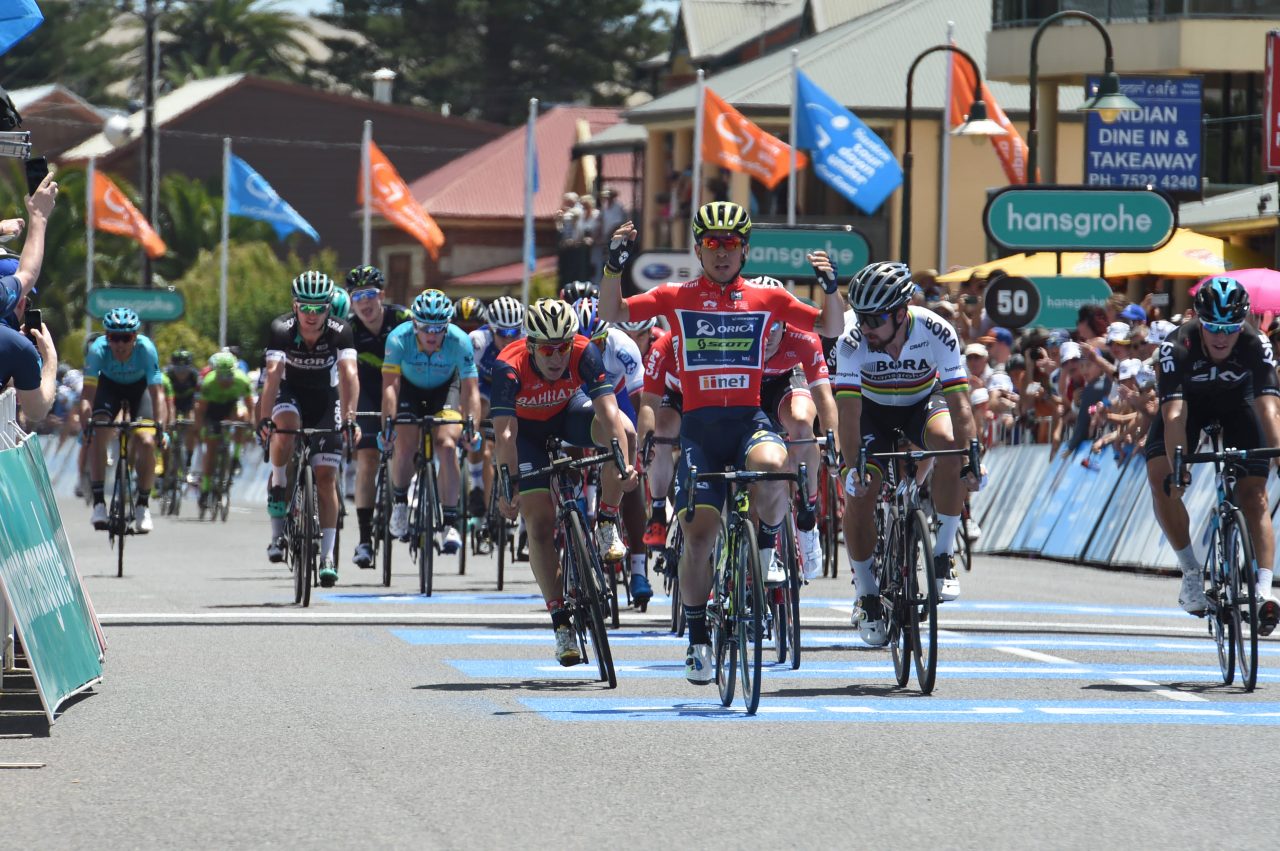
[320,1,671,124]
[157,0,307,88]
[151,320,218,365]
[173,240,339,364]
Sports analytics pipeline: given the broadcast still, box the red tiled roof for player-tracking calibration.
[409,105,622,220]
[446,255,558,287]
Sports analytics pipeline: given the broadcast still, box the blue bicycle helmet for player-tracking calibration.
[572,297,610,342]
[1194,276,1250,324]
[103,307,141,333]
[411,289,454,325]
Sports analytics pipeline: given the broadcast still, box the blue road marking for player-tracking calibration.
[391,628,1280,656]
[449,659,1280,682]
[332,593,1186,618]
[518,697,1280,725]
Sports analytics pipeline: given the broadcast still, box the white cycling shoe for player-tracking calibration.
[685,643,713,684]
[389,504,409,539]
[935,553,960,602]
[763,548,787,585]
[134,506,153,534]
[1179,572,1209,615]
[798,527,823,581]
[91,503,108,530]
[852,595,889,647]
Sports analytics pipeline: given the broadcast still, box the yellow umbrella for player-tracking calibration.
[1058,229,1270,278]
[937,252,1064,283]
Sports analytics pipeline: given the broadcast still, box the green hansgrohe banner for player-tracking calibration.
[0,436,103,723]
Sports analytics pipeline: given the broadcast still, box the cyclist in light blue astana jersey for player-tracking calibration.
[80,307,167,534]
[382,289,484,554]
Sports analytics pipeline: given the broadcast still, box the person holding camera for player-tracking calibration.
[0,172,57,325]
[0,299,57,420]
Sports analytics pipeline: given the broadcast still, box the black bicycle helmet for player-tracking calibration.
[1194,276,1249,324]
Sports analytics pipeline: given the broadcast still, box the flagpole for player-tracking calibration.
[219,137,230,348]
[787,49,798,228]
[521,97,537,307]
[85,157,95,336]
[362,119,372,266]
[937,21,955,274]
[690,68,705,237]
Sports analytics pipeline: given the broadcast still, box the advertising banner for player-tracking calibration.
[1084,75,1202,193]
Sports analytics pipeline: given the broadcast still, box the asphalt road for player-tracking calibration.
[3,495,1279,849]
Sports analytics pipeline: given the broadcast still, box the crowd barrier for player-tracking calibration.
[0,390,105,725]
[971,441,1280,573]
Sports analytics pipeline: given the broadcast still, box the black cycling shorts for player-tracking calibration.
[272,382,343,467]
[93,377,155,421]
[660,389,684,413]
[672,406,784,514]
[760,367,809,427]
[1145,396,1270,478]
[513,390,597,493]
[860,391,949,478]
[355,386,381,451]
[398,378,460,420]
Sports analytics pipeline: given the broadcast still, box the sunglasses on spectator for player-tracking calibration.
[1203,320,1243,336]
[414,321,448,334]
[107,333,135,343]
[349,288,380,302]
[296,302,329,315]
[534,341,573,357]
[962,295,980,305]
[698,235,744,251]
[495,326,522,338]
[856,311,893,329]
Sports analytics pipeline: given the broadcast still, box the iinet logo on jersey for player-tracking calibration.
[699,373,749,390]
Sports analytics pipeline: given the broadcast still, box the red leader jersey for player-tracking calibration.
[625,277,819,411]
[764,325,830,388]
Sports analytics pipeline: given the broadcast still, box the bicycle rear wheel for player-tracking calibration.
[909,509,939,695]
[736,518,765,715]
[376,462,393,588]
[886,522,911,688]
[568,510,616,688]
[111,446,129,578]
[1205,527,1235,686]
[1226,508,1259,692]
[772,520,797,666]
[299,464,316,608]
[821,472,841,579]
[957,500,973,572]
[712,522,735,706]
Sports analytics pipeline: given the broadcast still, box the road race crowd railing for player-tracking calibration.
[971,440,1280,574]
[0,388,105,725]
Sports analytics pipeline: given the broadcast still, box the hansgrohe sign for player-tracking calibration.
[983,186,1177,253]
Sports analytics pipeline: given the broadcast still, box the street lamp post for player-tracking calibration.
[1027,10,1141,185]
[900,44,1005,265]
[141,0,158,291]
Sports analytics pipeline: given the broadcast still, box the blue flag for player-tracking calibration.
[795,70,902,215]
[526,121,539,271]
[0,1,42,58]
[226,154,319,242]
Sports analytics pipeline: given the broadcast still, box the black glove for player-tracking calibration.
[256,417,274,445]
[814,258,840,295]
[605,234,635,276]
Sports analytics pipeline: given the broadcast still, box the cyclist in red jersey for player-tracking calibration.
[599,201,844,685]
[491,298,638,666]
[637,328,683,547]
[761,309,840,579]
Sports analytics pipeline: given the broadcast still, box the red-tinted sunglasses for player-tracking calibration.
[699,235,744,251]
[534,341,572,357]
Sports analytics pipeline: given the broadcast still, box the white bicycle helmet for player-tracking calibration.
[847,262,914,314]
[525,298,579,342]
[748,276,786,288]
[487,295,525,332]
[617,317,657,333]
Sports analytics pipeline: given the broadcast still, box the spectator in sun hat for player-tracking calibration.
[1146,319,1176,347]
[965,342,992,385]
[1119,303,1147,325]
[1105,321,1131,362]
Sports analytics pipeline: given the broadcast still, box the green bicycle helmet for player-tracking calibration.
[292,270,334,304]
[691,201,752,241]
[329,287,352,321]
[210,351,237,374]
[344,264,385,291]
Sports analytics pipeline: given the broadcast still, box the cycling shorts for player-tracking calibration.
[513,390,597,493]
[398,377,461,421]
[173,395,196,417]
[860,390,949,479]
[672,406,784,514]
[1145,396,1270,478]
[355,386,381,451]
[272,382,342,468]
[760,367,809,427]
[203,400,238,434]
[93,377,155,422]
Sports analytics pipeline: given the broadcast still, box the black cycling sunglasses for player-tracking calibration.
[856,310,893,330]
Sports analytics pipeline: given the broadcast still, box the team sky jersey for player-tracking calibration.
[490,336,611,421]
[85,334,163,386]
[350,303,411,388]
[596,328,644,397]
[625,276,819,410]
[264,313,357,391]
[765,326,830,387]
[643,331,681,395]
[382,323,477,389]
[1156,320,1280,404]
[200,369,253,405]
[832,306,967,407]
[165,364,200,400]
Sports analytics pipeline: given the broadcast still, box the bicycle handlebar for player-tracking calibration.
[850,439,982,490]
[499,438,629,503]
[1170,444,1280,495]
[681,464,805,522]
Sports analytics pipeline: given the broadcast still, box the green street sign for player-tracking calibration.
[984,186,1176,253]
[745,225,870,279]
[984,275,1113,330]
[86,287,185,322]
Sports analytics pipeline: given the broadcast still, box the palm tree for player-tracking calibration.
[159,0,306,88]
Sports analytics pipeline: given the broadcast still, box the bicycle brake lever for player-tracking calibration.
[609,437,627,478]
[683,464,698,522]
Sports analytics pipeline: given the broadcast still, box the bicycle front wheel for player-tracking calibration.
[711,521,735,706]
[1205,526,1235,686]
[417,466,436,596]
[299,464,317,608]
[568,510,616,688]
[111,447,129,578]
[822,472,841,579]
[909,509,939,695]
[376,463,393,588]
[1226,508,1259,692]
[736,517,765,716]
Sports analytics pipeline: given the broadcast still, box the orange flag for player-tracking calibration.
[701,87,807,190]
[949,57,1032,185]
[359,140,445,261]
[92,171,166,258]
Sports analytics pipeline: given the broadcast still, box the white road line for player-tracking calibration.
[1107,677,1209,703]
[995,646,1079,665]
